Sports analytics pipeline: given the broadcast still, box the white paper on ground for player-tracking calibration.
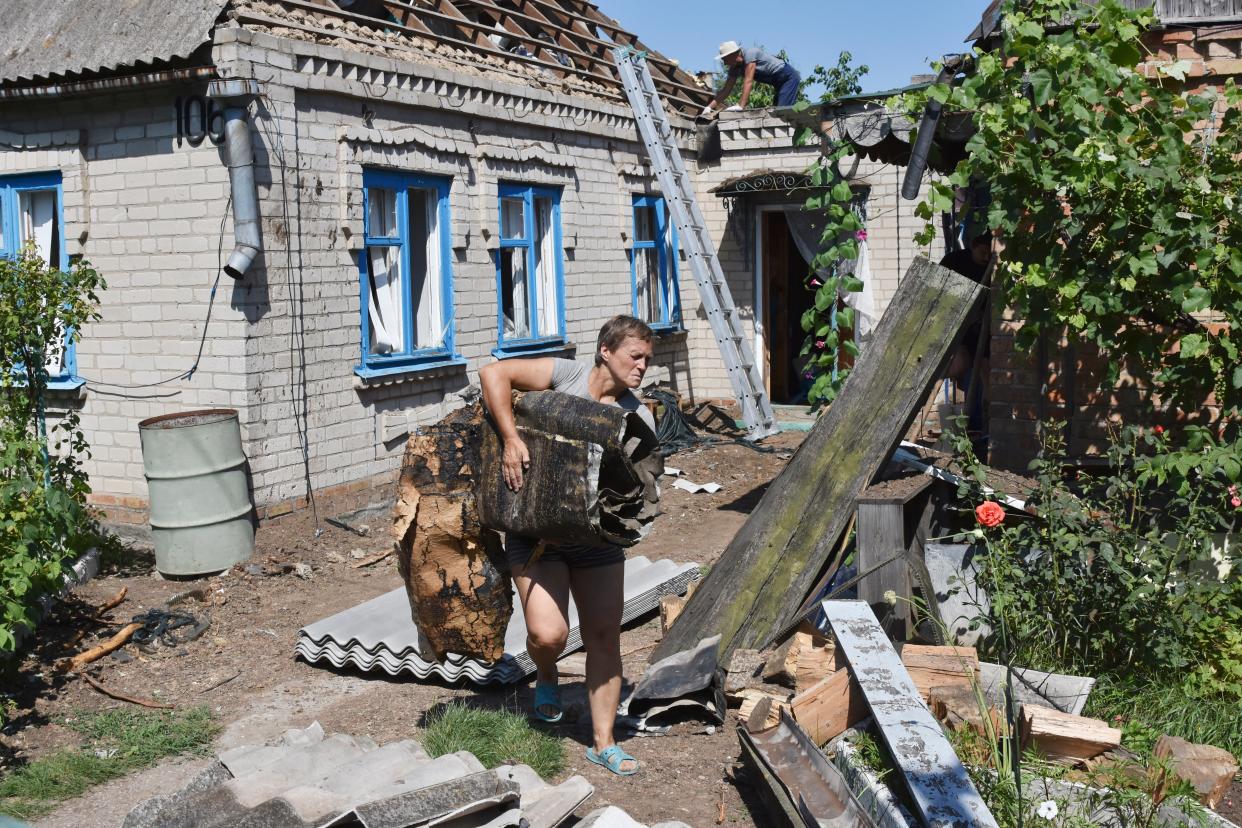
[672,479,722,494]
[663,467,681,477]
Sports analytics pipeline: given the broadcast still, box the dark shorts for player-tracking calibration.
[506,534,625,572]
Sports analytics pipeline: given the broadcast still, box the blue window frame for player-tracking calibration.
[494,183,565,354]
[357,170,460,379]
[0,171,79,388]
[631,194,681,330]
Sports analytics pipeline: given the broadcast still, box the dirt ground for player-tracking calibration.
[2,428,805,828]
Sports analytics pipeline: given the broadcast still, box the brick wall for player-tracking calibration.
[0,87,245,519]
[988,23,1241,471]
[3,28,946,527]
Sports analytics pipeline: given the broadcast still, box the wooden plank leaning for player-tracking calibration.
[823,600,999,828]
[652,257,984,665]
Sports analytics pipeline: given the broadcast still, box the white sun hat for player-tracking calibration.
[716,40,742,61]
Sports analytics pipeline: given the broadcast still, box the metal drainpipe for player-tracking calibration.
[209,79,263,280]
[901,54,970,201]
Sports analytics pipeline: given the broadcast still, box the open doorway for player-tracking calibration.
[760,210,816,403]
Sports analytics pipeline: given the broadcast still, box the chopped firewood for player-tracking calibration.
[928,684,1006,738]
[795,639,844,694]
[1154,734,1240,808]
[735,687,790,728]
[901,644,979,700]
[351,547,393,568]
[63,621,144,672]
[724,648,765,696]
[1021,705,1121,765]
[790,668,867,747]
[659,594,685,634]
[744,696,777,733]
[81,672,174,710]
[761,629,842,691]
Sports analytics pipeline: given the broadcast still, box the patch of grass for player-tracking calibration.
[1086,673,1242,759]
[0,707,218,821]
[423,702,564,779]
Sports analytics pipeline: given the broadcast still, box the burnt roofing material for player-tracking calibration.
[0,0,228,85]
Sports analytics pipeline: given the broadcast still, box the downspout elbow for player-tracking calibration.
[221,105,262,280]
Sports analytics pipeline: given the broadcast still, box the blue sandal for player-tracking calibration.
[586,744,639,776]
[533,682,563,723]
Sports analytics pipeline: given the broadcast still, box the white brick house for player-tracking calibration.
[0,0,938,532]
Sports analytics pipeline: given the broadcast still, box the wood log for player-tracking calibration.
[761,630,842,692]
[654,259,984,665]
[928,684,1005,738]
[790,668,868,747]
[901,644,979,700]
[1153,734,1240,808]
[1021,705,1121,764]
[735,688,790,730]
[724,648,766,696]
[659,594,685,635]
[63,622,143,671]
[394,404,511,663]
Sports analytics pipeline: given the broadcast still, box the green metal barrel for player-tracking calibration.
[138,409,254,576]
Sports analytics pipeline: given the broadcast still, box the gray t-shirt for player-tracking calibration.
[729,46,789,85]
[550,358,656,432]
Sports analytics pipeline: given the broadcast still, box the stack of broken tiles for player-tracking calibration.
[122,721,593,828]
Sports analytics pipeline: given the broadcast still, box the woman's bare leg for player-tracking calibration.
[569,562,635,770]
[514,560,570,713]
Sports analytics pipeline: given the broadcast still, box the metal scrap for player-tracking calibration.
[619,635,726,733]
[737,709,878,828]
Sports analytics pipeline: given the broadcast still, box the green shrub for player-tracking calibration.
[952,423,1241,697]
[0,245,105,652]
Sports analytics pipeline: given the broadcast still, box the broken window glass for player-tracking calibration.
[360,172,455,372]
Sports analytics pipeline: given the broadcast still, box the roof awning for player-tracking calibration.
[773,96,974,174]
[709,169,831,198]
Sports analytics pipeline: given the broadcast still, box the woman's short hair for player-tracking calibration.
[595,315,654,366]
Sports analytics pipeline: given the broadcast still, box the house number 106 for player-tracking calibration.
[175,95,225,147]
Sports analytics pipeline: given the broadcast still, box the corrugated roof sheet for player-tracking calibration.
[297,556,699,684]
[0,0,228,85]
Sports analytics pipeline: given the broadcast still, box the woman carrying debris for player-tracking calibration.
[479,315,656,777]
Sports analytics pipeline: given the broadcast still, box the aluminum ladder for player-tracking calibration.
[612,47,780,440]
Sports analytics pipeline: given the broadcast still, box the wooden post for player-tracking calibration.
[653,259,983,666]
[855,472,933,639]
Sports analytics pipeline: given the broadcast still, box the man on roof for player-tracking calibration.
[700,40,801,117]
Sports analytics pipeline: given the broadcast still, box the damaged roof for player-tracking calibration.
[0,0,228,85]
[232,0,711,113]
[0,0,710,113]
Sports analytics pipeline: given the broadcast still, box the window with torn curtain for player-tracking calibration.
[631,194,681,330]
[0,171,79,388]
[495,183,565,355]
[357,170,460,379]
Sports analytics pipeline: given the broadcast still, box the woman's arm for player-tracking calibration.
[479,357,556,491]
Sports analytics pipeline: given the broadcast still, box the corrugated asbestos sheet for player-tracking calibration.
[123,721,596,828]
[0,0,228,84]
[297,556,699,684]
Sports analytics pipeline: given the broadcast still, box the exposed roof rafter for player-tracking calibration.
[236,0,711,114]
